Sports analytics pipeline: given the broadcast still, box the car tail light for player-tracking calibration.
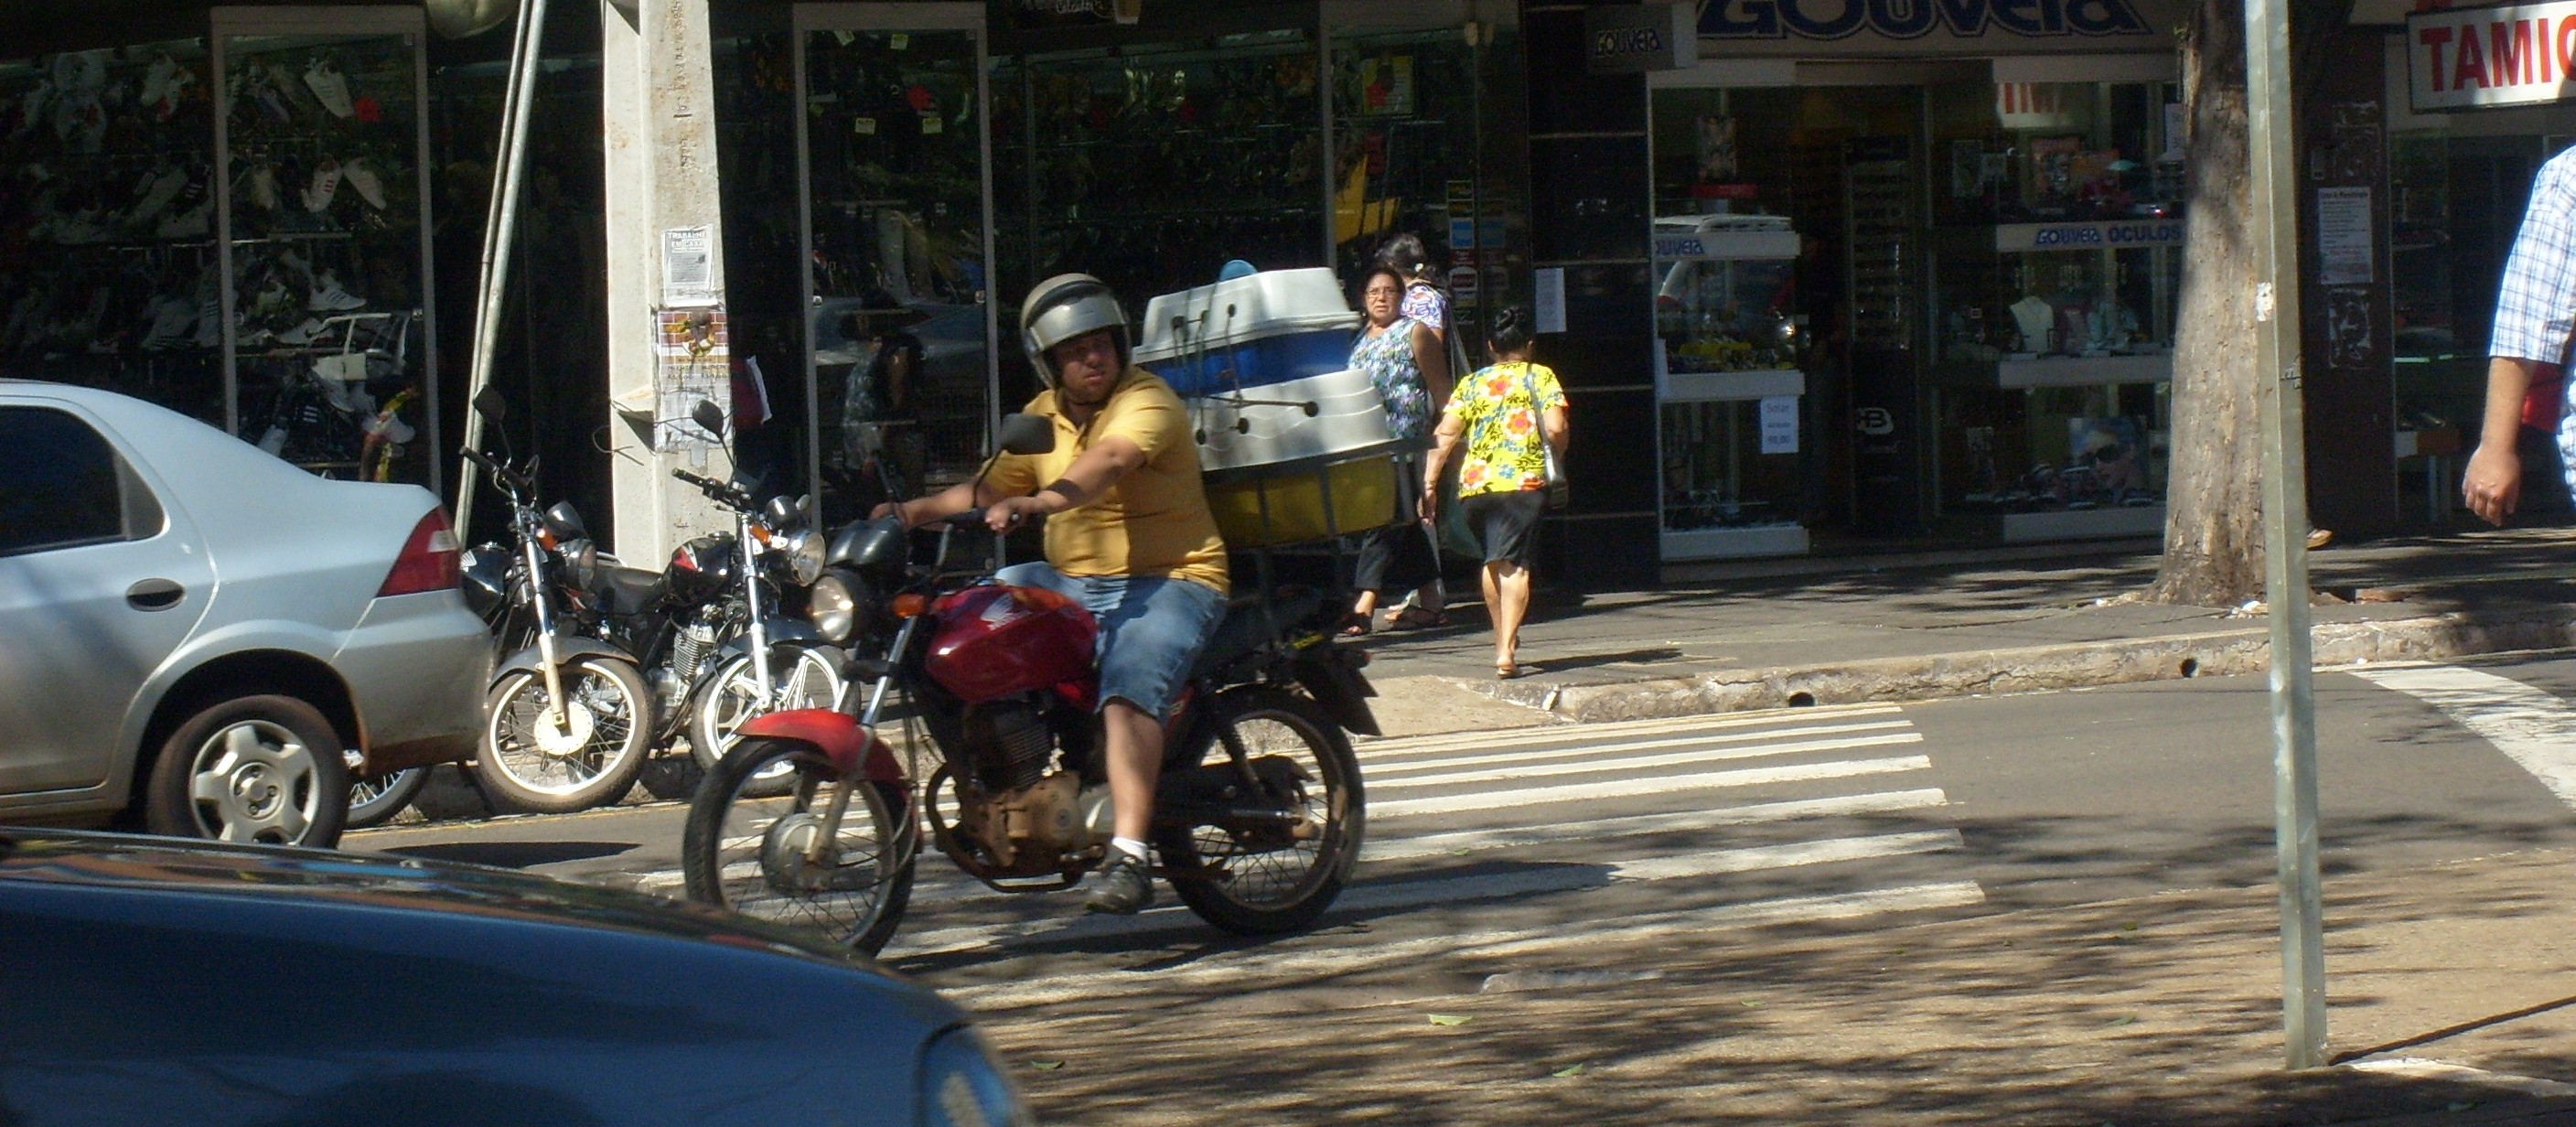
[379,509,462,596]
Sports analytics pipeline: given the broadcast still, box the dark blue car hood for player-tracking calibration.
[0,831,961,1127]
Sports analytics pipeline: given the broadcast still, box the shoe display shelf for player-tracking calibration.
[993,29,1326,314]
[212,6,436,490]
[0,39,227,424]
[793,13,996,526]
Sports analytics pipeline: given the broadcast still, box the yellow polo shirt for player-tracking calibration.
[989,368,1230,596]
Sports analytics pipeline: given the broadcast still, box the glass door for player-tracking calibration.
[213,7,436,490]
[794,4,993,527]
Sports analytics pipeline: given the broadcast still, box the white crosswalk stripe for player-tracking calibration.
[946,882,1991,1010]
[873,705,1980,974]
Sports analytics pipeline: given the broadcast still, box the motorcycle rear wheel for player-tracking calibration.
[476,656,652,814]
[345,765,430,830]
[682,737,915,957]
[1154,687,1365,936]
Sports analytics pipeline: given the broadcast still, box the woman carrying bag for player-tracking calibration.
[1419,306,1568,680]
[1343,266,1453,635]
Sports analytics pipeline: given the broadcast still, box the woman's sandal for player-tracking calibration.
[1339,611,1374,638]
[1495,660,1521,680]
[1389,606,1449,630]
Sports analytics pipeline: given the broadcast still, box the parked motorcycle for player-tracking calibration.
[681,413,1373,954]
[461,392,655,813]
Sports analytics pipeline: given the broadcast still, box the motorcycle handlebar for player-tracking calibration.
[462,447,529,494]
[671,468,753,510]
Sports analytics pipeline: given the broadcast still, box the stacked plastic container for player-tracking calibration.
[1132,267,1402,548]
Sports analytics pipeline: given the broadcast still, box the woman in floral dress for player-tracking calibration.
[1343,265,1451,634]
[1418,306,1567,678]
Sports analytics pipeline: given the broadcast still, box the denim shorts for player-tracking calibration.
[993,562,1225,718]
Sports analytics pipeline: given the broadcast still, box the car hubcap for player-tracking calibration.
[189,720,317,843]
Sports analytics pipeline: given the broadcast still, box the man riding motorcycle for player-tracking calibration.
[873,273,1228,915]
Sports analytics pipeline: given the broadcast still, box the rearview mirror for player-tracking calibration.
[691,400,726,438]
[996,413,1055,456]
[471,385,506,424]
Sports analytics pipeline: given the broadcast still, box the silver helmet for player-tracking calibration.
[1019,273,1129,389]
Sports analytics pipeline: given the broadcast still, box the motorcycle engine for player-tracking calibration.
[963,700,1054,794]
[950,699,1112,873]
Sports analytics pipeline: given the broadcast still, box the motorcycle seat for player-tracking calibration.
[1192,586,1327,679]
[596,564,669,614]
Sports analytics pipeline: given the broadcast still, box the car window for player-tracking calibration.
[0,405,132,557]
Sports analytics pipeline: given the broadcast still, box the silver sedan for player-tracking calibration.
[0,381,490,847]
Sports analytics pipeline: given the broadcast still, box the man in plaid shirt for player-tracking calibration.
[2465,148,2576,525]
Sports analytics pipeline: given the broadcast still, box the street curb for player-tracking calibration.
[1468,606,2576,723]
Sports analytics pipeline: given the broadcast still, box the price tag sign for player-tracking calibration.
[1759,395,1799,455]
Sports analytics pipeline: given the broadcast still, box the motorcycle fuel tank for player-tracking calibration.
[924,585,1097,703]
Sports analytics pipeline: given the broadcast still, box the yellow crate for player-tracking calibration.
[1206,454,1401,548]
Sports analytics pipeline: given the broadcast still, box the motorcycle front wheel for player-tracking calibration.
[1154,687,1366,936]
[682,737,915,956]
[688,647,847,771]
[476,655,653,814]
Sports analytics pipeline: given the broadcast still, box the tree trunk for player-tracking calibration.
[2149,0,2270,606]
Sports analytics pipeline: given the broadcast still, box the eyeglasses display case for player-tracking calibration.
[1653,213,1810,559]
[1924,78,2180,542]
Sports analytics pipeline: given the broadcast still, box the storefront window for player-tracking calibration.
[993,30,1325,336]
[1331,30,1481,308]
[219,20,435,488]
[1923,78,2179,542]
[799,23,991,525]
[0,42,222,423]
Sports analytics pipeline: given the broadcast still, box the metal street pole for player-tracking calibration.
[453,0,547,538]
[2243,0,2327,1070]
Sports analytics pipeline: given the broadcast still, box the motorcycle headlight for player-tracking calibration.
[918,1025,1036,1127]
[807,570,861,644]
[783,527,826,586]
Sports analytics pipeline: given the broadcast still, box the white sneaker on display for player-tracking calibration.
[304,59,355,119]
[278,317,327,347]
[128,166,187,224]
[16,80,52,138]
[142,297,196,350]
[365,410,416,445]
[340,159,386,209]
[156,202,209,239]
[139,53,178,108]
[307,271,366,312]
[300,159,340,213]
[248,162,280,211]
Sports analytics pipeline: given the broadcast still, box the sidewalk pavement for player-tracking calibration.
[1345,524,2576,738]
[992,845,2576,1126]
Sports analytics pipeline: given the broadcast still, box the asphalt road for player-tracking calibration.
[346,652,2576,1004]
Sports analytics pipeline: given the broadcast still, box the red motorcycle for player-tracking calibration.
[680,414,1373,954]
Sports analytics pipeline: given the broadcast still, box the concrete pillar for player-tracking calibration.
[602,0,733,564]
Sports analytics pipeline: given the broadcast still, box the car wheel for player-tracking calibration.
[145,694,351,849]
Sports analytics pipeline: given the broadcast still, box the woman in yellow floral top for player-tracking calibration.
[1419,307,1568,679]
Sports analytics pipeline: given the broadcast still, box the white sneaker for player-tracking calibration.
[191,297,221,349]
[139,53,178,108]
[247,162,280,211]
[156,201,209,239]
[127,166,187,224]
[304,59,355,119]
[308,271,366,312]
[278,317,327,347]
[340,159,386,209]
[365,410,416,445]
[142,297,196,349]
[300,158,339,212]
